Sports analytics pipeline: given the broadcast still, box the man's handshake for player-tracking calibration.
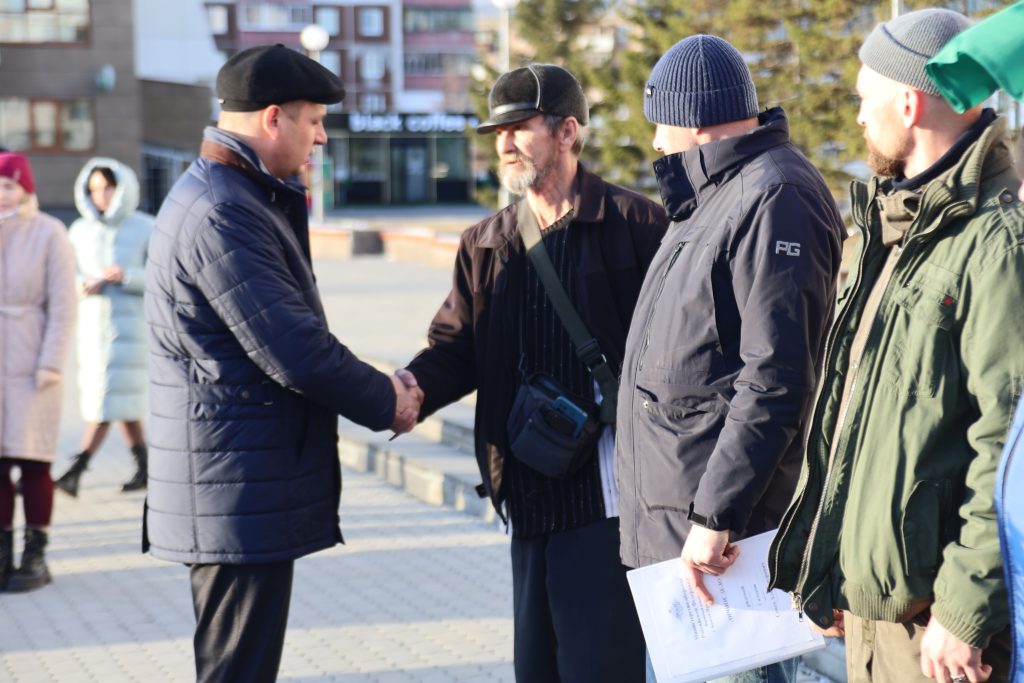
[389,368,424,434]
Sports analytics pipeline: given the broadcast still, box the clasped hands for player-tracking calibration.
[389,368,423,434]
[81,265,125,296]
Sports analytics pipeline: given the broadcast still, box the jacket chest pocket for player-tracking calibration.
[881,284,958,398]
[633,373,729,510]
[638,239,720,373]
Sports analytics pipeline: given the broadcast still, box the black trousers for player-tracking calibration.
[510,516,645,683]
[190,561,294,683]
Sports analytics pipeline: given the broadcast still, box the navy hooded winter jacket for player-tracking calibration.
[616,109,845,568]
[143,127,395,564]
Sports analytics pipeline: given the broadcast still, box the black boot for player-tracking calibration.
[6,528,51,592]
[0,529,12,591]
[121,445,148,492]
[54,450,92,497]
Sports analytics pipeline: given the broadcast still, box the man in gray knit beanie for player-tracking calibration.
[855,8,974,177]
[616,33,846,683]
[769,7,1024,683]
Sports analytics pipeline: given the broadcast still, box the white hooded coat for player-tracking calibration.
[68,158,153,422]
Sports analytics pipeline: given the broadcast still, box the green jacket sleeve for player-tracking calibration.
[931,240,1024,648]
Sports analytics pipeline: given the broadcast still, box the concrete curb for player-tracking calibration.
[311,226,460,268]
[338,419,497,524]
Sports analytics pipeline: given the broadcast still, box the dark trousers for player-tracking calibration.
[511,516,645,683]
[190,561,294,683]
[0,457,53,528]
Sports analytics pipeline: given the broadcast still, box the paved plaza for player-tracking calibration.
[1,258,510,682]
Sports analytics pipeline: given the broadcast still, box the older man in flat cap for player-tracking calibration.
[770,8,1024,683]
[144,44,421,682]
[397,64,667,682]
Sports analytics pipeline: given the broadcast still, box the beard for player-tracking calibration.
[867,142,905,177]
[498,154,554,195]
[865,126,912,178]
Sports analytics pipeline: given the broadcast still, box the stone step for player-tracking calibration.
[337,418,496,524]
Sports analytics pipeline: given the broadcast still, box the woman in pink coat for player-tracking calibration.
[0,152,77,593]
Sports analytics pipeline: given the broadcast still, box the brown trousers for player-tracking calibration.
[845,611,1012,683]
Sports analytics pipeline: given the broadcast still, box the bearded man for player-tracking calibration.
[768,9,1024,683]
[397,64,667,682]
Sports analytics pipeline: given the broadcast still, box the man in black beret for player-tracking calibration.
[144,44,421,682]
[397,63,668,682]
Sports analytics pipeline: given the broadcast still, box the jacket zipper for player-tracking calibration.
[782,186,973,607]
[792,238,921,607]
[637,242,685,372]
[630,240,684,563]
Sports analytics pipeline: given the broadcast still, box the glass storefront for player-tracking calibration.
[326,112,475,206]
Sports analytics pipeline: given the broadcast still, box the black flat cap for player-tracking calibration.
[216,44,345,112]
[477,64,588,133]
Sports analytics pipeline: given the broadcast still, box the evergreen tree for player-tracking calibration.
[510,0,612,171]
[598,0,720,189]
[480,0,1011,205]
[596,0,883,197]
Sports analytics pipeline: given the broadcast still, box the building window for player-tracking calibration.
[239,3,310,31]
[359,93,387,113]
[359,51,386,82]
[435,136,470,202]
[404,8,473,33]
[0,98,94,151]
[320,50,341,78]
[141,145,192,214]
[314,6,340,35]
[347,137,387,203]
[0,0,90,43]
[61,99,93,150]
[404,52,474,77]
[356,7,384,38]
[206,5,229,35]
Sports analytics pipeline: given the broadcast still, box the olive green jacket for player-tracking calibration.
[768,116,1024,648]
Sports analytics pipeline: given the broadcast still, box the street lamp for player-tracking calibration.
[301,23,330,226]
[491,0,520,208]
[491,0,520,76]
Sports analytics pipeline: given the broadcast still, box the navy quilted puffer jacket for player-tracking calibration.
[143,127,395,564]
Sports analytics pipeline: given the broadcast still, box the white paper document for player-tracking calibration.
[627,529,824,683]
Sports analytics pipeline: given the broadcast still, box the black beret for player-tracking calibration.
[216,44,345,112]
[477,64,589,133]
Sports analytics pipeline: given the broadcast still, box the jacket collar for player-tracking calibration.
[474,161,606,249]
[892,109,996,192]
[200,126,306,197]
[654,107,791,222]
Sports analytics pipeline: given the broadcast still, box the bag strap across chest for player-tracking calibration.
[517,200,618,424]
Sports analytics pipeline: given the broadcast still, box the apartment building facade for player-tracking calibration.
[0,0,221,215]
[206,0,478,206]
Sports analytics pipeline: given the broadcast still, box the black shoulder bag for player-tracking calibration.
[505,200,620,479]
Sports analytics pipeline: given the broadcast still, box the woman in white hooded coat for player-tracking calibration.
[54,158,153,497]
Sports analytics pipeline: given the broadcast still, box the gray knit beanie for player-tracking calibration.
[859,8,971,95]
[644,35,759,128]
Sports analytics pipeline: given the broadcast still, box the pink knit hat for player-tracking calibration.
[0,152,36,194]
